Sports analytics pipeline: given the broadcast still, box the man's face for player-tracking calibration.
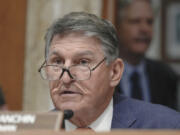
[47,33,116,123]
[117,0,154,55]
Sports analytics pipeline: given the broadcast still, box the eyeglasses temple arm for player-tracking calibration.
[38,60,46,72]
[91,57,106,71]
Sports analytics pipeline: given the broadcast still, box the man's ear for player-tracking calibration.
[109,58,124,87]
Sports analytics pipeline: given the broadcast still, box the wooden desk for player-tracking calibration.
[0,130,180,135]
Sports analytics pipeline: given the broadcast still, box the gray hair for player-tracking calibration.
[44,12,120,63]
[117,0,152,22]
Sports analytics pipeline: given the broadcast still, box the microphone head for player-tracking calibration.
[64,110,74,120]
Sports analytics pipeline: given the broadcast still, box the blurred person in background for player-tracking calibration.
[0,86,8,110]
[115,0,179,110]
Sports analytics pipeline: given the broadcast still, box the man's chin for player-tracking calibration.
[58,101,78,111]
[133,42,149,52]
[131,46,149,55]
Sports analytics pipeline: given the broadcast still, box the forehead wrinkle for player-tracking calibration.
[49,34,105,59]
[73,50,95,58]
[127,1,153,18]
[49,49,97,60]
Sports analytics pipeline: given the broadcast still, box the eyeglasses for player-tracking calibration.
[38,57,106,81]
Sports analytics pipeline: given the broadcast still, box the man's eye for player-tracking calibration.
[79,59,90,65]
[129,19,140,24]
[50,59,63,65]
[147,19,154,25]
[55,59,62,64]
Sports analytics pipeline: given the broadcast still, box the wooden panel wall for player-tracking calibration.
[102,0,116,25]
[0,0,27,110]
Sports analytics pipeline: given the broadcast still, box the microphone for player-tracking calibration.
[64,110,74,120]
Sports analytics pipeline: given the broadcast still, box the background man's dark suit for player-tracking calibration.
[116,58,179,110]
[145,58,178,109]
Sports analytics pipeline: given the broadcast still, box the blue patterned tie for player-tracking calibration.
[130,71,142,100]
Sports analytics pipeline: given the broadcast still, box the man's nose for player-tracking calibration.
[139,21,152,33]
[59,68,74,83]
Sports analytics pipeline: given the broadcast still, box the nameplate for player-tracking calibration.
[0,111,63,132]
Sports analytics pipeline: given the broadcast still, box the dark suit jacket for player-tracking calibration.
[112,93,180,129]
[145,58,178,109]
[0,87,6,106]
[116,58,179,109]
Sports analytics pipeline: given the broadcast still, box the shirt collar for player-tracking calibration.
[65,99,113,132]
[123,60,145,75]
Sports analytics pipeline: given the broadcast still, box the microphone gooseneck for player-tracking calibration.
[64,110,74,120]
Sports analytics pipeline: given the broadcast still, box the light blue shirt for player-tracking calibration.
[119,60,151,101]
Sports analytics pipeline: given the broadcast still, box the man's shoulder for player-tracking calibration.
[113,95,180,128]
[145,58,178,79]
[145,58,174,73]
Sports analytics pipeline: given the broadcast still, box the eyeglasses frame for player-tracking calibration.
[38,57,106,81]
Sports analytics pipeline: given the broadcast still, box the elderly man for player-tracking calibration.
[38,12,180,131]
[115,0,178,109]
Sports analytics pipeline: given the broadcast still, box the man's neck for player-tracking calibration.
[65,99,113,131]
[119,52,144,66]
[69,100,110,128]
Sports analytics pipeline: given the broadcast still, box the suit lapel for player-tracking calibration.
[112,91,136,128]
[145,59,158,102]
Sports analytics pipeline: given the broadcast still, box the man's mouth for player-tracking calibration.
[61,91,75,94]
[59,90,81,96]
[135,37,151,45]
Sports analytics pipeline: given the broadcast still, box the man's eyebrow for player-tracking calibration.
[51,51,59,55]
[48,51,62,57]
